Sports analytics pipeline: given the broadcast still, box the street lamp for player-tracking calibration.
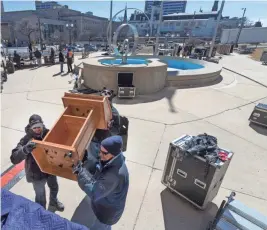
[234,8,246,47]
[66,23,74,45]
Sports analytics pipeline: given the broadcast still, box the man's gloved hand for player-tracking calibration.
[108,120,114,129]
[72,160,83,175]
[23,141,36,155]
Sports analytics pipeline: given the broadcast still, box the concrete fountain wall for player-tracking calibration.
[81,56,222,95]
[82,57,167,94]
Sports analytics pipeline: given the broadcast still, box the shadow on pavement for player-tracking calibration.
[160,189,218,230]
[53,72,62,77]
[61,72,70,77]
[249,123,267,136]
[29,66,39,71]
[114,87,177,113]
[71,196,95,228]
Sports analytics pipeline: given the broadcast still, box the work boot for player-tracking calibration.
[48,199,65,212]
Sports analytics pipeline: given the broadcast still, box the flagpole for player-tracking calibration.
[208,0,225,57]
[108,0,113,55]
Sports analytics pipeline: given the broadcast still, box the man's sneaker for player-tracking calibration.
[48,200,65,212]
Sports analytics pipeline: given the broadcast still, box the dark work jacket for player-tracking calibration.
[92,104,120,143]
[77,153,129,225]
[10,126,49,183]
[34,51,41,59]
[59,52,64,62]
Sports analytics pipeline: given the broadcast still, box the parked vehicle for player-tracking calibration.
[146,41,154,46]
[84,44,98,52]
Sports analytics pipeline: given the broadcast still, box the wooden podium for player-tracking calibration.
[32,93,112,180]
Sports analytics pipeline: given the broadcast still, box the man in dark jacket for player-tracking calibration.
[73,136,129,230]
[59,49,65,73]
[10,115,64,211]
[87,88,120,159]
[50,47,55,64]
[34,48,42,67]
[13,51,21,69]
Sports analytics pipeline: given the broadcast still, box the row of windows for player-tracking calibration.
[43,24,64,33]
[163,20,206,27]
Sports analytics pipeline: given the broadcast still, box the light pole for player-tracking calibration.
[189,11,196,42]
[38,17,43,51]
[234,8,246,47]
[66,23,74,45]
[155,0,164,55]
[208,0,225,58]
[108,0,113,55]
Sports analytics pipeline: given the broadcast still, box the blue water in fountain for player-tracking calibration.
[99,58,204,70]
[164,59,204,70]
[100,59,148,65]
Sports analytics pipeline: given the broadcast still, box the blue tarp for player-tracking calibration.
[1,189,88,230]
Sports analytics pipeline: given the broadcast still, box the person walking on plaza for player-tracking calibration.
[50,47,55,64]
[13,51,21,69]
[59,49,65,73]
[66,48,73,73]
[73,135,129,230]
[10,114,65,212]
[34,48,42,67]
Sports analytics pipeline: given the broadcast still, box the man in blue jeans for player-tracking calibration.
[10,114,64,212]
[73,136,129,230]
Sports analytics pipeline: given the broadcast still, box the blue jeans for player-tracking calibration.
[60,62,64,72]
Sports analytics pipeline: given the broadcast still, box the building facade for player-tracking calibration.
[35,1,68,10]
[144,0,187,15]
[1,5,113,46]
[129,11,240,38]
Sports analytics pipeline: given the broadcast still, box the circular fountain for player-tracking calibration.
[81,7,222,95]
[82,57,221,94]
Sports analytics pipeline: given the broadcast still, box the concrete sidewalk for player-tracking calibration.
[1,53,267,229]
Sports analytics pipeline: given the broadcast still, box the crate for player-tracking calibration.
[249,103,267,127]
[162,135,234,209]
[208,192,267,230]
[32,93,112,181]
[117,72,136,98]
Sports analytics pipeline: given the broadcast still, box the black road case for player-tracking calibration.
[161,135,234,209]
[249,103,267,127]
[117,72,136,98]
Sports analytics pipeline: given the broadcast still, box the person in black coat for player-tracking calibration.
[87,88,120,160]
[59,49,65,73]
[73,136,129,230]
[50,48,55,64]
[10,115,64,211]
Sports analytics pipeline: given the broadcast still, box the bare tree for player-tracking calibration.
[47,30,63,48]
[243,17,254,27]
[115,16,125,22]
[16,20,36,43]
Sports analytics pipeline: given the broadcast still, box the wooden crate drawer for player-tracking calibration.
[31,93,112,181]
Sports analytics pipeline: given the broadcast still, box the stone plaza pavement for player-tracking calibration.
[1,53,267,229]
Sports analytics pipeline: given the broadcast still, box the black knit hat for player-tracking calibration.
[29,114,43,129]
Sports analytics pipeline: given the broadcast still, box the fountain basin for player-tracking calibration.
[81,56,222,95]
[82,57,167,94]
